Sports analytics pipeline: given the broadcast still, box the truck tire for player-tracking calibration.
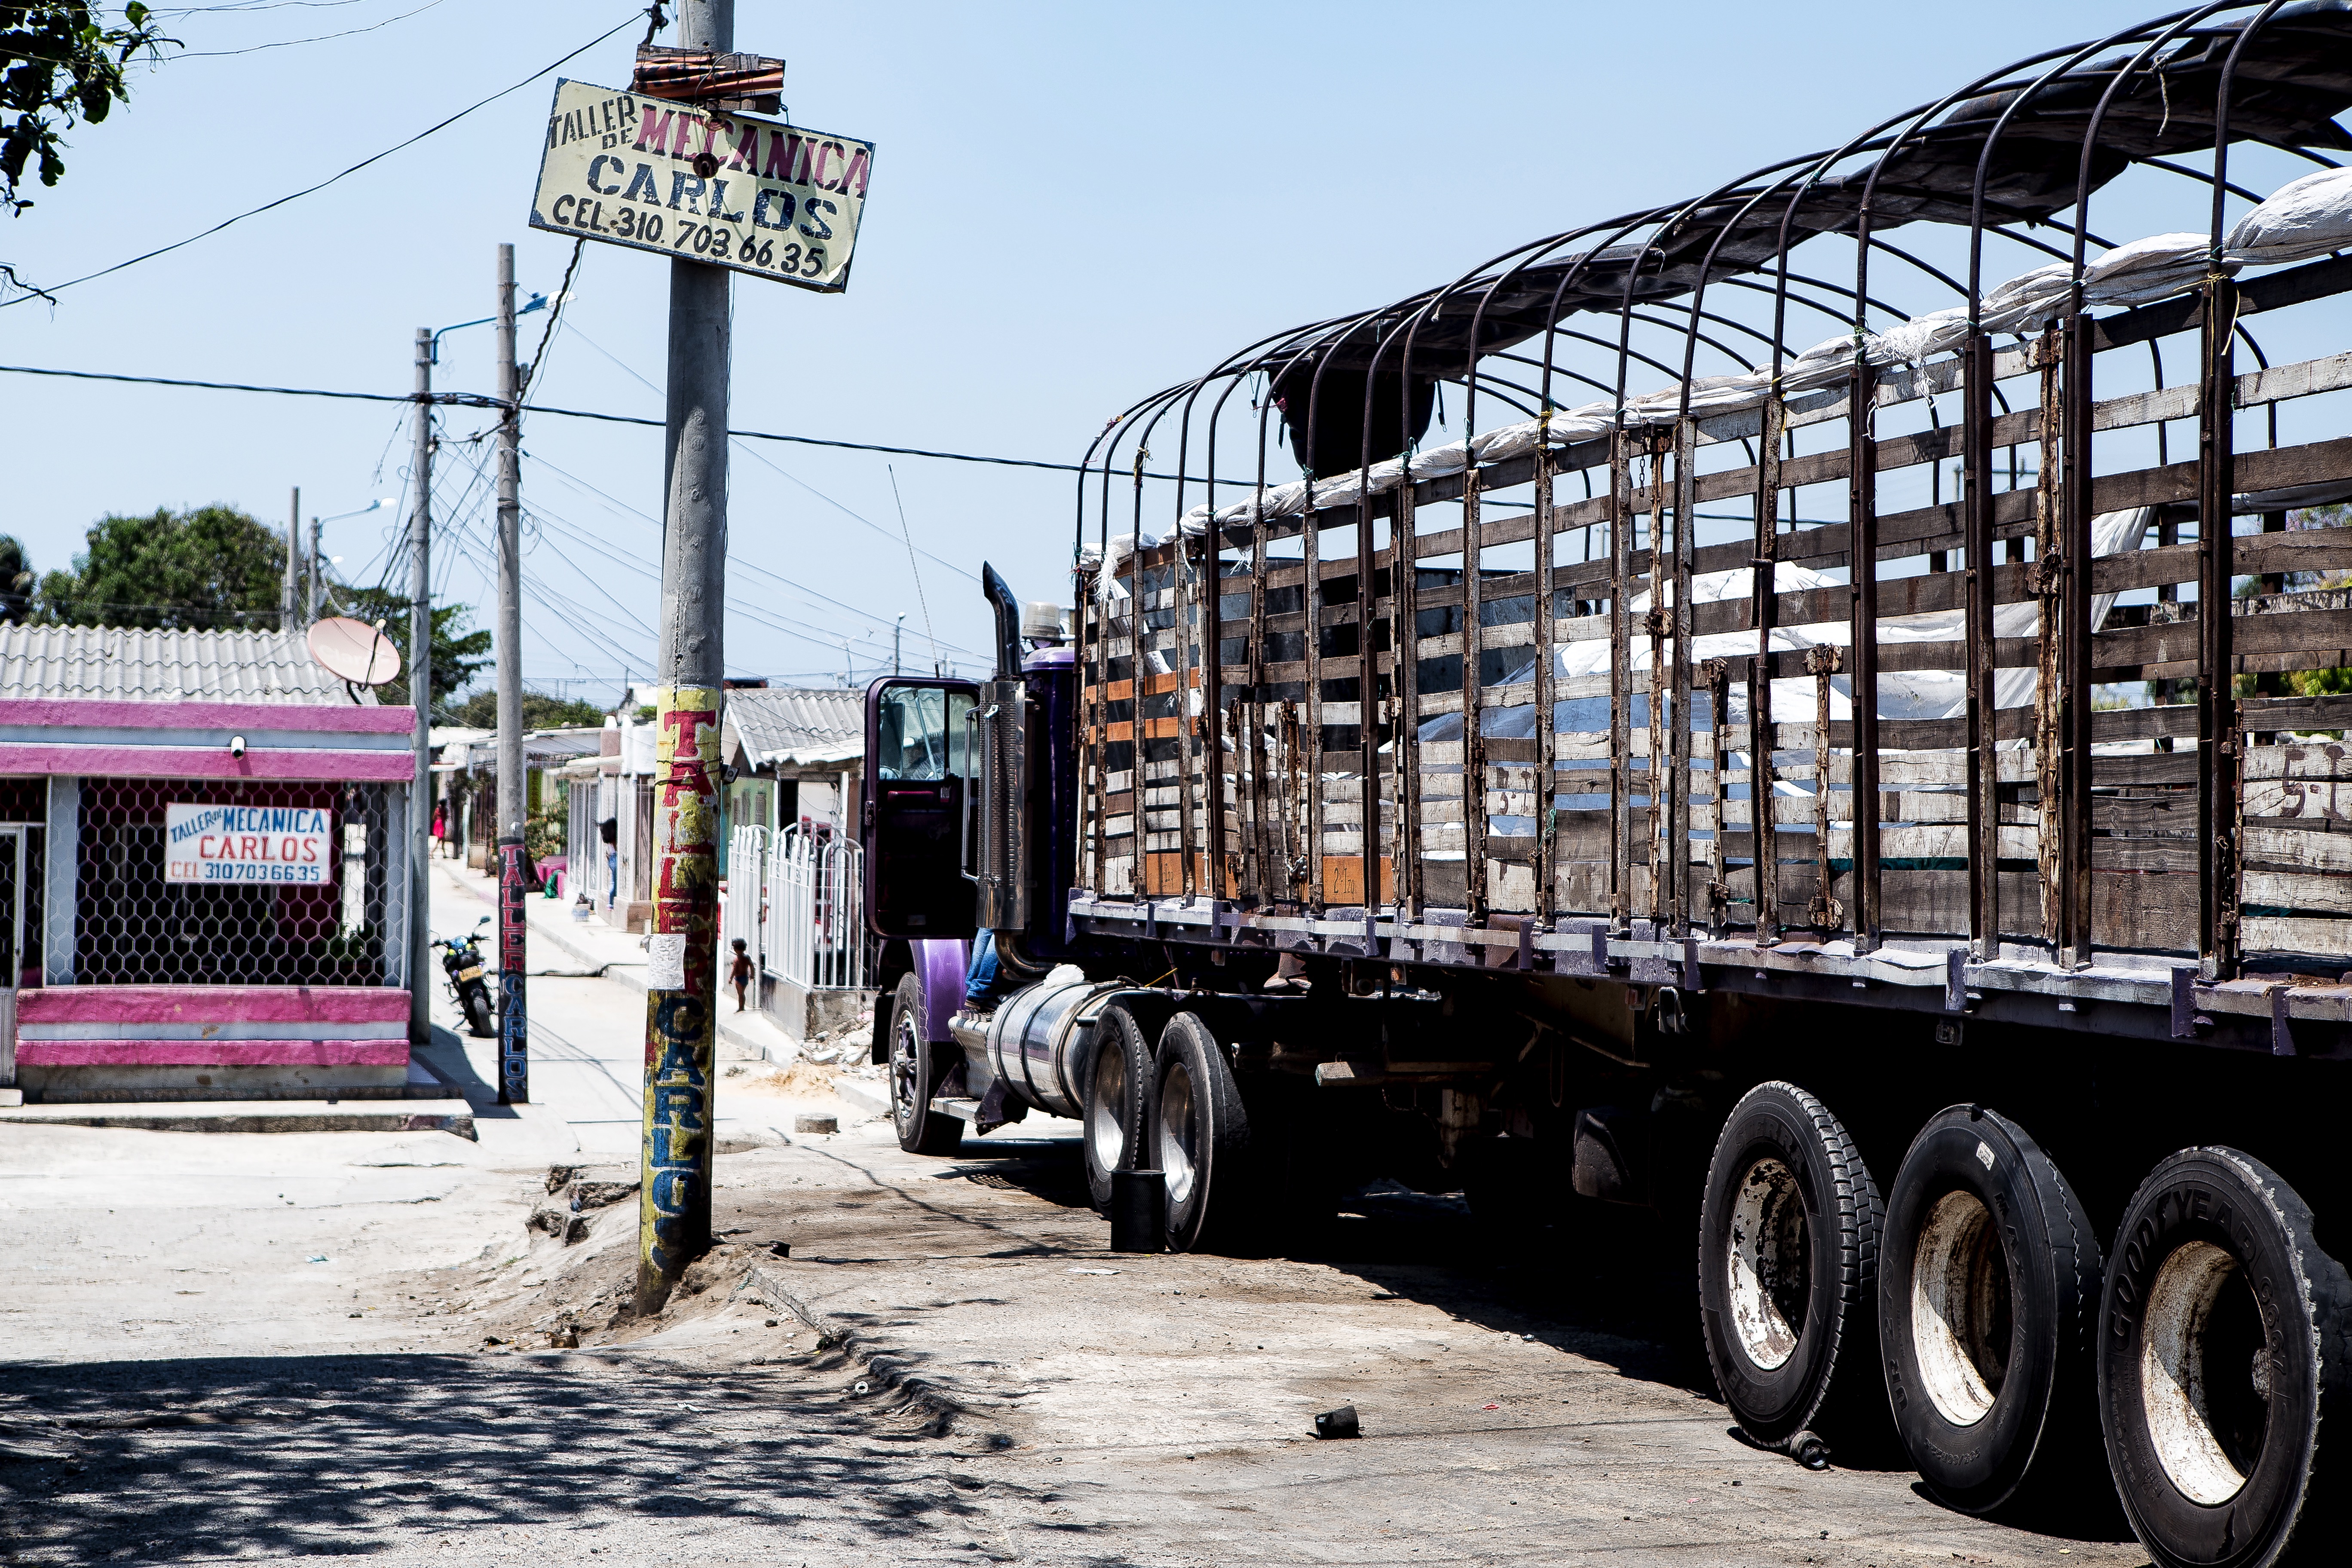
[887,972,962,1157]
[1155,1011,1252,1253]
[1697,1081,1884,1452]
[1081,1003,1155,1212]
[2099,1148,2352,1568]
[1879,1105,2100,1514]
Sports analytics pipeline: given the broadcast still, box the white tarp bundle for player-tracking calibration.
[2223,166,2352,266]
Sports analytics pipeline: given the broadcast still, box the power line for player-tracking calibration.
[0,10,642,307]
[0,362,1230,481]
[172,0,448,55]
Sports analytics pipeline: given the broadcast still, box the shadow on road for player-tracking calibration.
[0,1351,1015,1564]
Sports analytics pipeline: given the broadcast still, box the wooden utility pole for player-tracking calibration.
[408,330,435,1045]
[494,242,530,1105]
[637,0,732,1313]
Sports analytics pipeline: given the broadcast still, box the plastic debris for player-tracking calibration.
[1314,1405,1360,1439]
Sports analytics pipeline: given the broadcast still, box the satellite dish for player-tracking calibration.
[307,617,402,685]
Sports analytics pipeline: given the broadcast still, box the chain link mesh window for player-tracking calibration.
[76,778,397,986]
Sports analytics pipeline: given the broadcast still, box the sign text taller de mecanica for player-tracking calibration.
[531,80,872,293]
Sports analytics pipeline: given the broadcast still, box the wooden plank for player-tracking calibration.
[2241,916,2352,957]
[2245,870,2352,916]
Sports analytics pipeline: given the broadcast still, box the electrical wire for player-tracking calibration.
[0,9,643,307]
[0,361,1215,481]
[172,0,447,56]
[523,447,992,662]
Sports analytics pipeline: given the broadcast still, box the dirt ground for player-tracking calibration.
[2,1078,2152,1567]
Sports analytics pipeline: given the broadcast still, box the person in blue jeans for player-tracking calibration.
[965,928,1003,1012]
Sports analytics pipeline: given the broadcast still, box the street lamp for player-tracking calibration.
[432,290,562,365]
[309,497,398,621]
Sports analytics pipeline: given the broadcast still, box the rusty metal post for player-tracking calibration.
[637,0,732,1315]
[2198,276,2240,979]
[1608,429,1633,930]
[2034,323,2066,953]
[1532,429,1557,925]
[1751,397,1784,943]
[1358,490,1383,916]
[1462,465,1488,922]
[2061,310,2096,966]
[1669,417,1697,935]
[1847,361,1882,951]
[1645,435,1669,923]
[1396,464,1423,919]
[1962,331,1999,960]
[1127,453,1146,900]
[1302,499,1326,913]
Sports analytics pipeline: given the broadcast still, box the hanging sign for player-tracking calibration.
[528,78,871,293]
[165,804,333,885]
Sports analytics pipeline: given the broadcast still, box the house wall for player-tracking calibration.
[0,699,422,1103]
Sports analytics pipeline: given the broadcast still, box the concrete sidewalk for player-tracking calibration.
[431,857,805,1068]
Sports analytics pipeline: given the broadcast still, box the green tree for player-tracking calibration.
[450,689,608,731]
[3,4,171,296]
[0,534,33,620]
[329,583,492,718]
[36,503,284,629]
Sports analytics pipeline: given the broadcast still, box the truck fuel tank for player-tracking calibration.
[981,970,1126,1120]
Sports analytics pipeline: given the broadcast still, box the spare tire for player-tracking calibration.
[1697,1081,1886,1452]
[1879,1105,2100,1514]
[2099,1148,2352,1568]
[1081,1003,1155,1213]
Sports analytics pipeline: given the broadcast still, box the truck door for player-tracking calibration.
[864,677,980,939]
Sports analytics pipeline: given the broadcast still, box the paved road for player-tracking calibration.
[1,935,2150,1566]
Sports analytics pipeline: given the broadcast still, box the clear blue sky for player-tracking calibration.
[0,0,2188,699]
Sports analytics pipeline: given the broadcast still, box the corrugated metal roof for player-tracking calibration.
[463,727,608,769]
[726,686,864,770]
[0,625,370,705]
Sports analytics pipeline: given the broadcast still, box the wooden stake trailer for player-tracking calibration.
[866,9,2352,1561]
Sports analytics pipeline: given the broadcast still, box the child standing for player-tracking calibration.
[729,937,754,1012]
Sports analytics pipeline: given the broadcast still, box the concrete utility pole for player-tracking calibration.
[408,329,435,1045]
[307,516,322,622]
[283,487,301,628]
[494,242,530,1106]
[638,0,733,1314]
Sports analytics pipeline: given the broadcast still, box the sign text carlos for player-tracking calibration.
[529,79,870,291]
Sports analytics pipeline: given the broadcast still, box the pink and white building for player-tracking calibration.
[0,626,420,1104]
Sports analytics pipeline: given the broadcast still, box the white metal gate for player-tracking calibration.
[723,824,766,973]
[766,827,865,991]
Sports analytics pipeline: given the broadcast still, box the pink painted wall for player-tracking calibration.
[0,700,413,735]
[18,986,412,1025]
[0,744,411,782]
[15,1038,408,1067]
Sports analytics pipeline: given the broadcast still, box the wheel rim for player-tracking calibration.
[1911,1188,2012,1426]
[891,1011,923,1131]
[2141,1240,2269,1505]
[1726,1157,1810,1372]
[1158,1059,1197,1207]
[1088,1040,1128,1174]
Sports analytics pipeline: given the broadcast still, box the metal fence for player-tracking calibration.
[72,777,402,987]
[766,826,865,991]
[723,824,766,972]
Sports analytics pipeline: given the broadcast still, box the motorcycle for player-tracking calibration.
[433,916,497,1038]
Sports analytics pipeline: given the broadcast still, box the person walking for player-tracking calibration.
[431,799,448,859]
